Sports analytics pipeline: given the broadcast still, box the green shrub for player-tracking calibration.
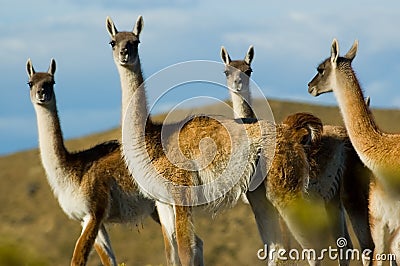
[0,242,48,266]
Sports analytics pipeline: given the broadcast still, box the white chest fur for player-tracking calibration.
[370,184,400,233]
[44,166,89,221]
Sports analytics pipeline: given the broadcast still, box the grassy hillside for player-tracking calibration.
[1,99,400,266]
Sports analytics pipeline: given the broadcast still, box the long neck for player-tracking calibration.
[333,66,381,152]
[34,101,69,178]
[117,59,144,122]
[121,75,175,201]
[230,89,254,119]
[122,84,149,138]
[116,53,151,162]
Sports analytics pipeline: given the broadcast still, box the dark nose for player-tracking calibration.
[37,88,46,100]
[234,78,242,85]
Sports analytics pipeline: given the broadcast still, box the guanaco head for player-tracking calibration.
[221,45,254,93]
[308,39,358,97]
[106,16,143,68]
[26,58,56,108]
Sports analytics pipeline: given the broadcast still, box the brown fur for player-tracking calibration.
[266,123,312,207]
[223,45,373,264]
[27,59,156,266]
[121,83,280,265]
[266,113,333,265]
[124,92,343,266]
[268,113,375,265]
[94,239,114,266]
[106,16,205,265]
[302,119,374,262]
[308,39,400,264]
[228,60,252,73]
[221,46,293,256]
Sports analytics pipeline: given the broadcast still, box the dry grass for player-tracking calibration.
[1,99,399,265]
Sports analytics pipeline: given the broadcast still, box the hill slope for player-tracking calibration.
[1,99,400,265]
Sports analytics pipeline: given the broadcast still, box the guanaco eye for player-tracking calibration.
[27,81,33,87]
[109,40,116,47]
[223,70,230,76]
[317,67,324,75]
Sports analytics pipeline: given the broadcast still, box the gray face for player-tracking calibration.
[224,61,252,92]
[28,73,55,105]
[308,58,334,97]
[109,32,140,66]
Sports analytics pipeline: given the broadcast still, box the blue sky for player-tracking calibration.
[1,0,400,155]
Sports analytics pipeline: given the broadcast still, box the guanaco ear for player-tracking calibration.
[299,122,322,146]
[306,121,322,145]
[365,96,371,107]
[26,58,35,78]
[244,45,254,65]
[133,15,144,37]
[282,112,322,145]
[344,39,358,61]
[220,46,231,65]
[299,121,323,146]
[330,38,339,66]
[106,16,118,37]
[48,58,56,76]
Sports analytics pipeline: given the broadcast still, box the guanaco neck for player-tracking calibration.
[230,89,254,119]
[333,63,381,155]
[120,69,174,201]
[117,59,144,122]
[118,56,152,154]
[119,55,181,203]
[34,100,70,189]
[122,83,149,139]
